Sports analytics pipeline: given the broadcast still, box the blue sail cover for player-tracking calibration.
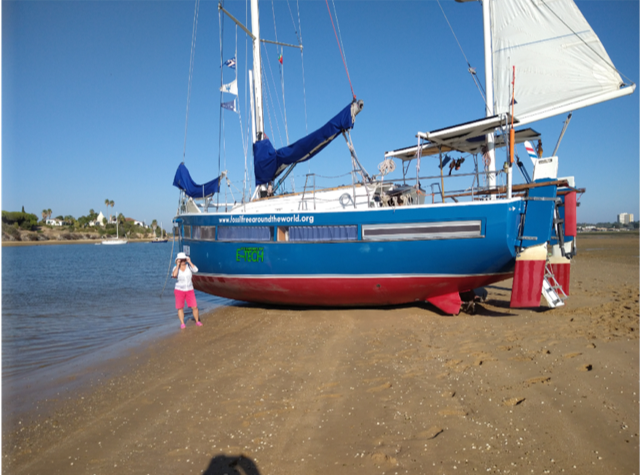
[173,163,221,198]
[253,102,360,185]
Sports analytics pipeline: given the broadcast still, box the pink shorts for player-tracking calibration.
[175,289,197,309]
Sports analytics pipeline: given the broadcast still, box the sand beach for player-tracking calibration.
[2,233,638,474]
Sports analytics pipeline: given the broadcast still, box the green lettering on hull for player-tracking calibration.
[236,247,264,263]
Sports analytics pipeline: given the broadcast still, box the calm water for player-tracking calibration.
[2,242,226,385]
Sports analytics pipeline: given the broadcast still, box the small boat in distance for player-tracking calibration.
[101,215,128,245]
[152,223,168,243]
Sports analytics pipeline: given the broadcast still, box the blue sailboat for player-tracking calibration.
[172,0,634,314]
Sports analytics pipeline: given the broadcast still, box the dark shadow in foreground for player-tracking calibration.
[203,454,262,475]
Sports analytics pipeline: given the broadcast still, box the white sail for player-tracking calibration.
[491,0,635,126]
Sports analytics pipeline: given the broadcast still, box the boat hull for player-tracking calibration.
[176,198,529,307]
[192,272,513,307]
[101,239,128,245]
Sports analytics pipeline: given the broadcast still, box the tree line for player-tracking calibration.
[2,205,163,239]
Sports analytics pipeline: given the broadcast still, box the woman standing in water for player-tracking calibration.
[172,252,202,329]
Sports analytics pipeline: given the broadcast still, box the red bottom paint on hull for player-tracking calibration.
[510,259,546,308]
[549,263,570,295]
[192,273,513,307]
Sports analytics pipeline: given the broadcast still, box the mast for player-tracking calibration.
[482,0,496,195]
[250,0,265,142]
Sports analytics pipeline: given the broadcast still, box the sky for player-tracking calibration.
[3,0,638,230]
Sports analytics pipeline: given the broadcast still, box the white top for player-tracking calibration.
[173,264,198,291]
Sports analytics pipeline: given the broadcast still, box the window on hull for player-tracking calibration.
[217,226,274,242]
[362,221,482,241]
[193,226,216,241]
[279,225,358,242]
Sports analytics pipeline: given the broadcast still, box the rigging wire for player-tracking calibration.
[271,0,290,144]
[217,4,225,208]
[294,0,308,134]
[325,0,356,100]
[159,229,177,298]
[436,0,487,107]
[537,0,635,87]
[330,0,350,81]
[225,25,239,209]
[261,42,286,146]
[243,0,250,201]
[182,0,201,163]
[279,49,289,145]
[261,62,279,147]
[286,0,301,45]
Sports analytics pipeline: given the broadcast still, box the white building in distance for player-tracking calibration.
[617,213,634,224]
[89,211,106,227]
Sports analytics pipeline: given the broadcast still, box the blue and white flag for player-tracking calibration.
[220,79,238,95]
[221,99,236,112]
[223,57,236,69]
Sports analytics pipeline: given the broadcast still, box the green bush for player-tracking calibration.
[2,210,38,230]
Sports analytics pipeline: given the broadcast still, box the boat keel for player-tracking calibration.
[427,292,462,316]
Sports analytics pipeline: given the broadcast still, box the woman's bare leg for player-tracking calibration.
[178,308,185,326]
[193,307,200,323]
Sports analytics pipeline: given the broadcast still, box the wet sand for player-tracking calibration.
[3,234,638,474]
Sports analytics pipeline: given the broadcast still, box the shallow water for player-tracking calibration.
[2,242,226,384]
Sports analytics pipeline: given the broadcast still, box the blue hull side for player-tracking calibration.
[174,199,526,306]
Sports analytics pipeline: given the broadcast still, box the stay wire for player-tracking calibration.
[295,0,308,134]
[537,0,636,87]
[262,42,285,146]
[182,0,201,163]
[261,61,278,147]
[330,0,349,79]
[286,0,301,45]
[243,0,250,202]
[160,232,176,297]
[325,0,355,100]
[271,0,290,144]
[436,0,487,107]
[217,5,225,208]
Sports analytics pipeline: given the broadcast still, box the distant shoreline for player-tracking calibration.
[2,238,176,248]
[4,231,635,247]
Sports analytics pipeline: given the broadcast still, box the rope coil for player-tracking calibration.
[378,158,396,176]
